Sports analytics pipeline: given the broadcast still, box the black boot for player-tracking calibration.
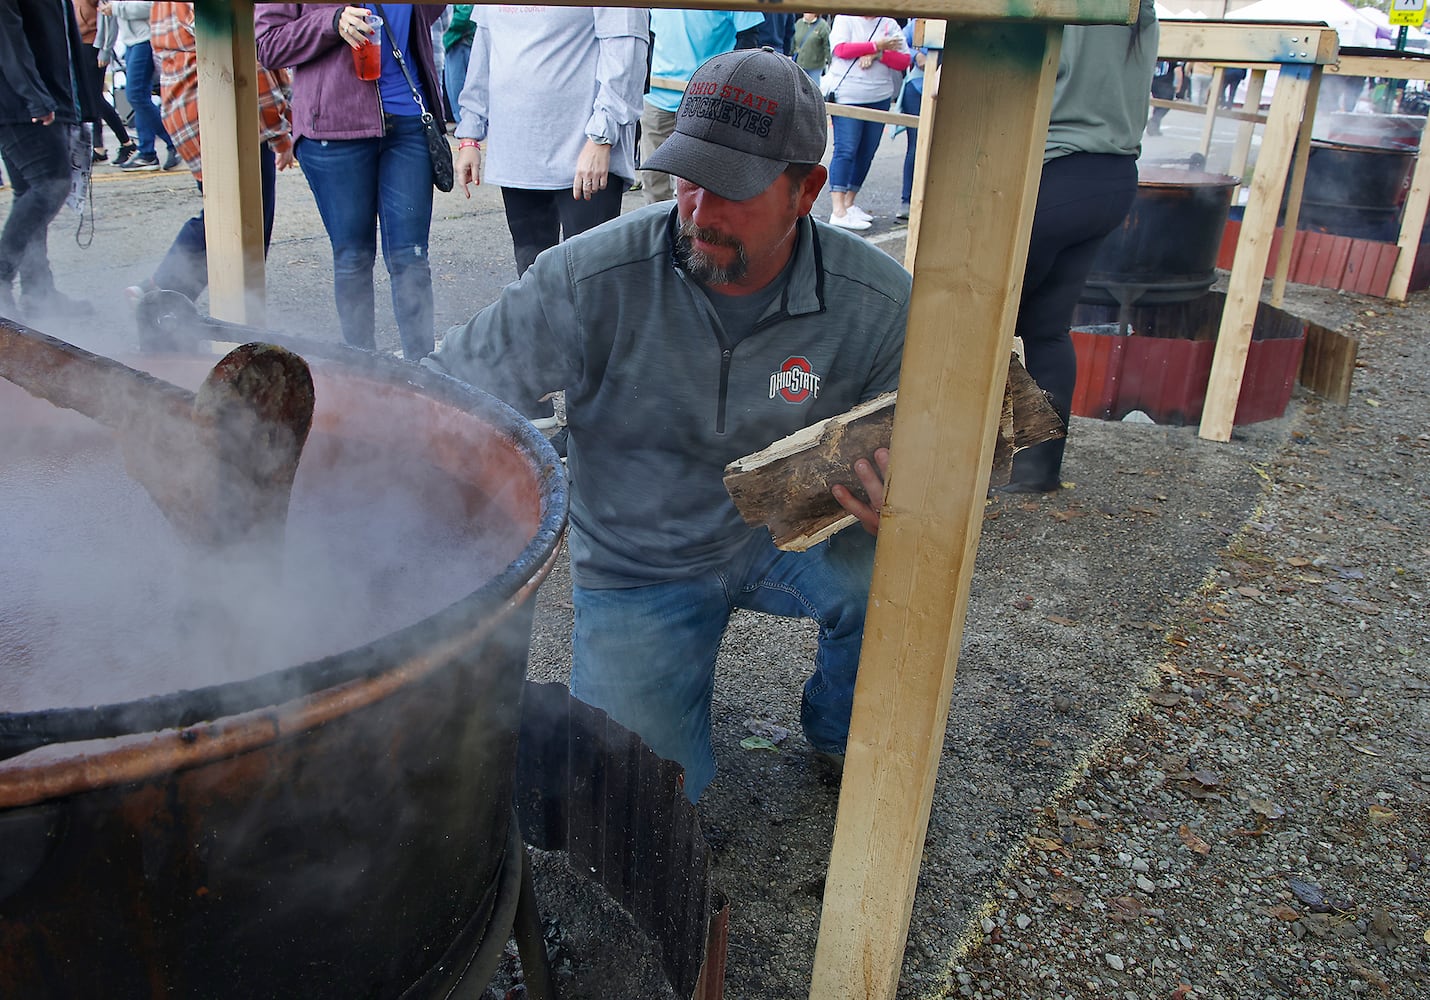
[997,437,1065,494]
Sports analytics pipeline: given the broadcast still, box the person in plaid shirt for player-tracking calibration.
[128,1,294,302]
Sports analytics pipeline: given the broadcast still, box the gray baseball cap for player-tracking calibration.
[643,47,827,202]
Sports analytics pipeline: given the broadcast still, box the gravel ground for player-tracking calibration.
[937,286,1429,1000]
[15,149,1427,1000]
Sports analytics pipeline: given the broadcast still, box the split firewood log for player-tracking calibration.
[723,353,1063,551]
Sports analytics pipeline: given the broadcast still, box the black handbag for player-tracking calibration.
[374,4,454,192]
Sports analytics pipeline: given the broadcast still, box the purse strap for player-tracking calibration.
[826,18,884,100]
[371,4,434,124]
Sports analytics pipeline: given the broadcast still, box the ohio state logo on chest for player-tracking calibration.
[769,356,822,403]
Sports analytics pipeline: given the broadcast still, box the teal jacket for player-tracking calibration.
[427,203,910,588]
[443,4,474,51]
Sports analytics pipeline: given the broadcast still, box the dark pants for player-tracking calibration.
[79,50,130,149]
[1220,67,1246,108]
[151,143,278,299]
[1150,74,1175,128]
[500,180,627,277]
[0,122,72,302]
[1011,152,1138,487]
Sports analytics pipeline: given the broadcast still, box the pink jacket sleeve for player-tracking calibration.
[831,41,912,73]
[831,40,874,60]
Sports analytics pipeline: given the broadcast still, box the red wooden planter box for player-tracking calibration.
[1068,291,1306,427]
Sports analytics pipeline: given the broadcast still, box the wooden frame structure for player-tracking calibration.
[1153,20,1339,441]
[1317,50,1430,301]
[187,3,1346,998]
[1157,42,1430,305]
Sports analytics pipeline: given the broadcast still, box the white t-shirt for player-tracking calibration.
[826,15,905,106]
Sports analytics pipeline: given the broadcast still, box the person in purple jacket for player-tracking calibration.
[256,3,446,360]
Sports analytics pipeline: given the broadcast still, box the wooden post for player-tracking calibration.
[1199,63,1313,442]
[194,0,266,325]
[810,22,1062,1000]
[903,49,940,272]
[1389,145,1430,300]
[1198,65,1224,159]
[1270,66,1322,308]
[1230,68,1266,199]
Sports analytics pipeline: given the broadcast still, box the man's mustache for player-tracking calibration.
[677,219,742,251]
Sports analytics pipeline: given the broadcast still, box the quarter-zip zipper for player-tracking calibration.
[716,344,734,434]
[667,213,817,435]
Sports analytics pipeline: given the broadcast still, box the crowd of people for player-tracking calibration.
[5,4,939,351]
[3,0,1159,801]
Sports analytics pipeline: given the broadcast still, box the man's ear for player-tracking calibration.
[796,164,828,217]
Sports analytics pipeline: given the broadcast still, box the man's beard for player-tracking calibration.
[675,218,749,286]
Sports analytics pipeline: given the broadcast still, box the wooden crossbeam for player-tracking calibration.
[824,103,919,127]
[1157,20,1339,64]
[1331,52,1430,81]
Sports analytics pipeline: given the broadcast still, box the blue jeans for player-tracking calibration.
[570,528,876,801]
[0,122,71,297]
[900,81,922,204]
[828,97,890,194]
[443,40,471,120]
[295,115,436,360]
[124,42,171,157]
[151,143,277,299]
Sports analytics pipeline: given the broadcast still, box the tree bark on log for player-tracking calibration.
[724,354,1063,551]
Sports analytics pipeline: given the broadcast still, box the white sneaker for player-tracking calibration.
[829,212,871,231]
[848,205,873,222]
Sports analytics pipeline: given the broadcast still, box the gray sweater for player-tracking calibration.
[427,203,911,588]
[108,0,152,47]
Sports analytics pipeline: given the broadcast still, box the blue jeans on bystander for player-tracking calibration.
[443,40,471,121]
[295,114,436,360]
[570,527,876,801]
[828,97,891,194]
[124,42,172,157]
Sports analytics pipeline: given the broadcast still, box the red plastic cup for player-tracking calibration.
[351,14,383,82]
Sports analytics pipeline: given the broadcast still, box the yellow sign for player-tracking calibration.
[1390,0,1427,28]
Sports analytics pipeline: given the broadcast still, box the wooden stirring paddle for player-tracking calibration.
[0,316,314,549]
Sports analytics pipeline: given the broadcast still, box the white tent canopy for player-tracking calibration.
[1356,5,1429,50]
[1154,2,1207,17]
[1227,0,1380,48]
